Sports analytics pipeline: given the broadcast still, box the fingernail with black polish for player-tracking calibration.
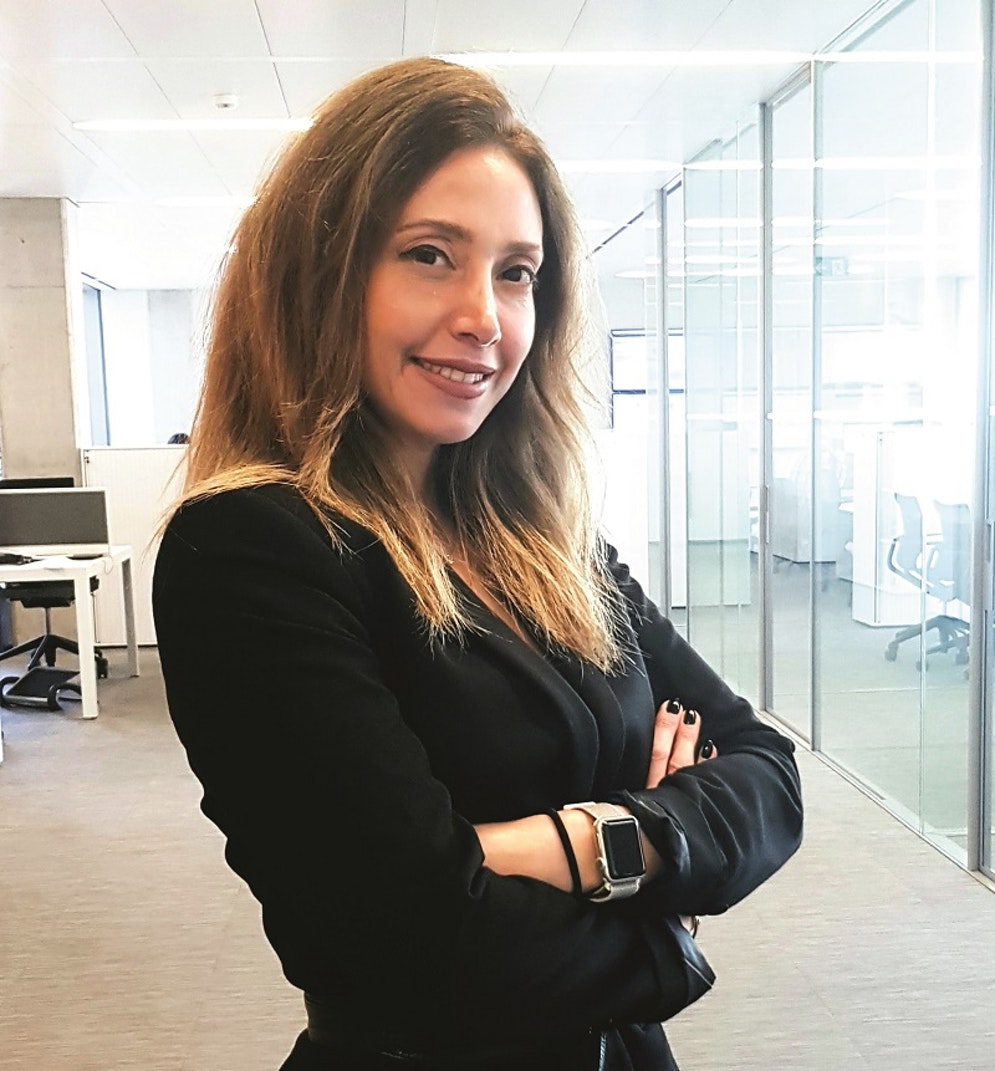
[699,739,715,759]
[683,709,697,725]
[666,699,682,714]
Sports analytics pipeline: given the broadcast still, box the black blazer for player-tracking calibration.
[153,484,802,1069]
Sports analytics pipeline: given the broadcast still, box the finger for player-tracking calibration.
[647,699,683,787]
[666,708,701,776]
[697,738,718,762]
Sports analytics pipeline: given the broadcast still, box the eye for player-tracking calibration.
[400,244,450,268]
[502,264,539,289]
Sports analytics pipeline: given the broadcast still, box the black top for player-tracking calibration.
[153,484,803,1069]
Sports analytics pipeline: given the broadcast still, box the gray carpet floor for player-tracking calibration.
[1,647,993,1070]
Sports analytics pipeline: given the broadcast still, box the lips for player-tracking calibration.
[412,358,494,385]
[410,356,495,400]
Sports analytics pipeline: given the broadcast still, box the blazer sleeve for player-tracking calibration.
[605,546,804,918]
[152,488,713,1051]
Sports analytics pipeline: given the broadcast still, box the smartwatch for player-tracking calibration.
[564,802,646,902]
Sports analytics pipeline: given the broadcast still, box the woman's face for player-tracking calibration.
[363,145,544,487]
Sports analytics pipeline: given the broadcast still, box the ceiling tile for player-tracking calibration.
[431,0,584,52]
[188,129,295,195]
[532,67,671,129]
[256,0,405,57]
[78,201,237,289]
[11,60,173,122]
[274,58,395,115]
[534,120,628,160]
[700,0,879,51]
[0,0,136,60]
[0,124,122,199]
[565,0,730,50]
[75,130,230,200]
[486,68,555,119]
[401,0,441,56]
[146,59,288,118]
[103,0,269,59]
[0,69,48,123]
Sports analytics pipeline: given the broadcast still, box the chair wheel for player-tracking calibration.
[884,644,898,662]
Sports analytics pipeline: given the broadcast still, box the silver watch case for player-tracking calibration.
[564,802,646,902]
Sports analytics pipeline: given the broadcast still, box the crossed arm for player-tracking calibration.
[475,698,715,895]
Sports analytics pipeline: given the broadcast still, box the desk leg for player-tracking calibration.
[121,557,139,678]
[74,574,99,720]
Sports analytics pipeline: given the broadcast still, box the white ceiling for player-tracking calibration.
[0,0,878,290]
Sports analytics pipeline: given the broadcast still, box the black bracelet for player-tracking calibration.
[547,809,582,897]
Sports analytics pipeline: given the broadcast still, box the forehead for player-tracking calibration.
[396,146,543,236]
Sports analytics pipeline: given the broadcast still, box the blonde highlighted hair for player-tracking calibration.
[183,56,622,670]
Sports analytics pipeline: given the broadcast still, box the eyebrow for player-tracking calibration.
[395,218,543,260]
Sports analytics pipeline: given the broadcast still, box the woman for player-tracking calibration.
[153,57,802,1070]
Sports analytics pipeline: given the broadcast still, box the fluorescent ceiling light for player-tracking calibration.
[74,118,311,132]
[440,50,811,68]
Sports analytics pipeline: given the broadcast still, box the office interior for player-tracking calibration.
[3,0,995,1066]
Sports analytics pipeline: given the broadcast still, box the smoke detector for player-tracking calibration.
[213,93,239,111]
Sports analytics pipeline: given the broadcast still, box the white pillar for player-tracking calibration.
[0,198,88,480]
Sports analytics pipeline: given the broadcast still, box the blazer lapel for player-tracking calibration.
[458,595,601,799]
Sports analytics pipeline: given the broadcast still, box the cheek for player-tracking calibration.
[503,303,537,368]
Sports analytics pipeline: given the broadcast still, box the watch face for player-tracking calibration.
[602,818,645,880]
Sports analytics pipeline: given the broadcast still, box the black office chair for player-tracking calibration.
[0,578,109,709]
[0,475,108,708]
[884,494,970,668]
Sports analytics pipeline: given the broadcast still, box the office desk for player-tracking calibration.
[0,546,139,720]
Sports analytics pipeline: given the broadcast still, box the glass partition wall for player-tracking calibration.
[673,0,985,868]
[769,80,816,742]
[814,0,980,865]
[683,128,762,703]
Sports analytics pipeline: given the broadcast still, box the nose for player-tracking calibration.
[452,272,501,347]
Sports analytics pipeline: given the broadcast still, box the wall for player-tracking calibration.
[0,198,87,478]
[98,288,204,446]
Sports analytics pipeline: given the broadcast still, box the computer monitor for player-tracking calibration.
[0,476,75,489]
[0,488,110,556]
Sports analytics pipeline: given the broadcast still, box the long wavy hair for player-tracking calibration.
[182,56,622,669]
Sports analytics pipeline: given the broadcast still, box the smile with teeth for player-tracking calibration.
[414,358,492,385]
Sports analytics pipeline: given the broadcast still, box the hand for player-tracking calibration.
[646,699,717,788]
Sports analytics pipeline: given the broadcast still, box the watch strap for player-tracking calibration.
[564,801,645,902]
